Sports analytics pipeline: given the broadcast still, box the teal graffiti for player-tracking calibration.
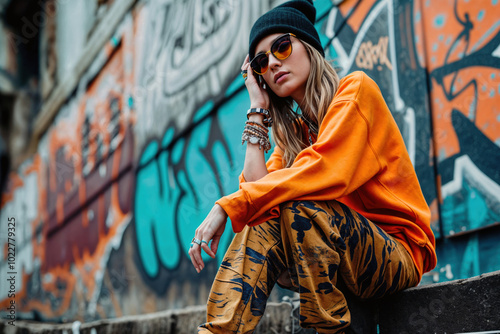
[135,128,181,275]
[415,11,421,23]
[477,10,485,21]
[134,78,256,279]
[433,14,446,28]
[442,178,500,236]
[465,184,488,230]
[459,234,480,278]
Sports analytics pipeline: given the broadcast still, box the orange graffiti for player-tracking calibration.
[0,14,138,320]
[418,0,500,72]
[338,0,378,34]
[417,0,500,161]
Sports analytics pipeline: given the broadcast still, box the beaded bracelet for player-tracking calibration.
[244,128,266,139]
[246,121,268,133]
[247,108,273,127]
[245,124,268,137]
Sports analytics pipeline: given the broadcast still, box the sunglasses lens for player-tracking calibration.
[251,54,268,75]
[250,34,293,75]
[272,35,292,59]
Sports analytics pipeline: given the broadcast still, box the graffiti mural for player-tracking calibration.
[131,0,283,300]
[1,0,500,323]
[314,0,500,283]
[420,0,500,235]
[0,13,137,321]
[134,0,282,150]
[420,0,500,282]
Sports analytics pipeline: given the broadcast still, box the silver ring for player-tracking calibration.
[192,237,202,246]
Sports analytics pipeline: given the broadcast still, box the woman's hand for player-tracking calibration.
[242,55,269,109]
[189,204,228,273]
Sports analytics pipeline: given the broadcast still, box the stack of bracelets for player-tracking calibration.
[242,108,272,153]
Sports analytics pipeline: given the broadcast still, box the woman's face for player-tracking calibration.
[254,33,311,103]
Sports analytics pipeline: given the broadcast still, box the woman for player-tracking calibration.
[189,0,437,332]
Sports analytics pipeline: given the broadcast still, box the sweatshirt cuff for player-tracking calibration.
[216,190,255,232]
[248,205,281,227]
[238,172,246,187]
[216,190,281,233]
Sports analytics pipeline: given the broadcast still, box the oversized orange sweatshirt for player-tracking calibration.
[216,71,437,278]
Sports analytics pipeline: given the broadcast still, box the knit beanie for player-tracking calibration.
[249,0,324,60]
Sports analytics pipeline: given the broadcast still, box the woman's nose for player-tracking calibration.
[268,53,282,69]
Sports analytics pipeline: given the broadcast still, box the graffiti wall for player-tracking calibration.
[0,11,138,321]
[131,0,284,305]
[1,0,499,323]
[418,0,500,282]
[313,0,500,283]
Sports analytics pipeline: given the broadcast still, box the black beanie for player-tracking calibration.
[249,0,324,60]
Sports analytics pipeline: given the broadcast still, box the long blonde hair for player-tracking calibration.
[268,40,340,167]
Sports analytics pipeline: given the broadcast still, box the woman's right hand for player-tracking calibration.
[242,55,269,110]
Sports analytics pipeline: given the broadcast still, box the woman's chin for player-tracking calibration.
[271,87,293,99]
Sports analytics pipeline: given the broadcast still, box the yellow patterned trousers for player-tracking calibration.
[198,201,419,333]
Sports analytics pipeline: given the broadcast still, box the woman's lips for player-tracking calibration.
[275,72,288,84]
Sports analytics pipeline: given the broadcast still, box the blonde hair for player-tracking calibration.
[268,40,340,167]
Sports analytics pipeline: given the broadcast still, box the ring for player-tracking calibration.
[201,240,209,245]
[191,237,202,246]
[241,70,248,80]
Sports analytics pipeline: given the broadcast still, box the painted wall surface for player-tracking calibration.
[1,11,138,321]
[1,0,499,322]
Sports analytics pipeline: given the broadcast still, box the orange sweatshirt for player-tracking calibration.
[216,71,437,278]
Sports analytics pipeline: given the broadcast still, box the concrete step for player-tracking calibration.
[378,270,500,333]
[0,303,295,334]
[1,270,499,333]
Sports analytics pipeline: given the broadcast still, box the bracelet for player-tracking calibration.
[244,128,266,139]
[241,132,271,152]
[247,108,273,127]
[241,124,271,152]
[242,115,272,152]
[245,124,268,137]
[247,108,269,118]
[246,121,268,133]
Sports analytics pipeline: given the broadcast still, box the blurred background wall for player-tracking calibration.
[0,0,499,323]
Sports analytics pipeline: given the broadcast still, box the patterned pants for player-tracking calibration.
[198,201,419,333]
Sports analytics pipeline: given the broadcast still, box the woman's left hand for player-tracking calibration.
[189,204,228,273]
[242,55,269,109]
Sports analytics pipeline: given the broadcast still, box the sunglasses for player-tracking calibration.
[250,33,296,75]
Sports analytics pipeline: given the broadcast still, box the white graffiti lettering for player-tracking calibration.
[355,36,393,71]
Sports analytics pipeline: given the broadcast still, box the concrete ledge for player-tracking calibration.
[379,270,500,333]
[0,303,293,334]
[2,271,499,333]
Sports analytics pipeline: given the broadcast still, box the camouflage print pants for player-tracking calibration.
[198,200,419,333]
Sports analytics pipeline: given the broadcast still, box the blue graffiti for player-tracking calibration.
[134,78,258,282]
